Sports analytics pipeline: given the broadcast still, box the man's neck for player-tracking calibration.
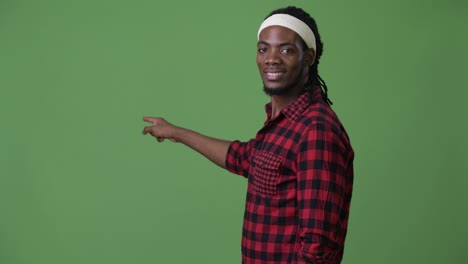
[269,90,303,119]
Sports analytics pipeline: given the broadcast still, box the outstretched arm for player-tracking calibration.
[142,117,232,169]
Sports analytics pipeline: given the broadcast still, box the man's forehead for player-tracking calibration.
[258,26,303,43]
[257,14,316,50]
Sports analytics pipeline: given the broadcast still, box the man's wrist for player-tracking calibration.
[170,126,183,142]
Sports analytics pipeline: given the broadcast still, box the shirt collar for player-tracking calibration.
[264,87,323,121]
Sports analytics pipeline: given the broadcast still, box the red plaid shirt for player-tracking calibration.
[225,88,354,264]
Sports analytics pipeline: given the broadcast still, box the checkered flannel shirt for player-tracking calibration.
[225,88,354,264]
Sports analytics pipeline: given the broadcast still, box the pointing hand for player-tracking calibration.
[142,117,178,142]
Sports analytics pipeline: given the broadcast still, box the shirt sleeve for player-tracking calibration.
[225,139,255,178]
[295,123,353,264]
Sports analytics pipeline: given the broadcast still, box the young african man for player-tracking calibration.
[142,6,354,264]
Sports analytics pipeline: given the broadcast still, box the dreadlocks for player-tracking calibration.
[267,6,333,105]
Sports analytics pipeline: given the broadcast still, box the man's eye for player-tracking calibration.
[258,47,267,53]
[281,49,294,54]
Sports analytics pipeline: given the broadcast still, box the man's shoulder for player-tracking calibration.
[297,101,343,130]
[296,101,353,150]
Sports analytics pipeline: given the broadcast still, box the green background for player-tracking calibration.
[1,0,466,263]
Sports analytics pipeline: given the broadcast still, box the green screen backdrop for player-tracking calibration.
[1,0,466,263]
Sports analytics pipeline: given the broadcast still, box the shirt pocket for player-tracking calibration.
[251,151,283,196]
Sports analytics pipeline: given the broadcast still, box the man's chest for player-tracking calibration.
[247,125,303,196]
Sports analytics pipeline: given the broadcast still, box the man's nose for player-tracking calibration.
[265,50,281,65]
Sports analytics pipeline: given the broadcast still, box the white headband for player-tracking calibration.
[257,14,316,51]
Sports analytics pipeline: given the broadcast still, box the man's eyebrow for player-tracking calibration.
[257,41,296,47]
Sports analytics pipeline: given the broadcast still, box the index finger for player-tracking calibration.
[143,116,159,125]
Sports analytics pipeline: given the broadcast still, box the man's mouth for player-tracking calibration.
[264,71,285,81]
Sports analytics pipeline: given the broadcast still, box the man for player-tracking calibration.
[142,6,354,264]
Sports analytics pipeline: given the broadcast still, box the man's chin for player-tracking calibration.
[263,85,291,96]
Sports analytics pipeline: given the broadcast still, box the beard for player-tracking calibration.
[263,84,293,96]
[262,66,305,96]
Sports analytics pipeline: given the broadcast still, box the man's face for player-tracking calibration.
[257,26,312,96]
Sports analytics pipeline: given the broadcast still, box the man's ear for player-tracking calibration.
[305,48,316,66]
